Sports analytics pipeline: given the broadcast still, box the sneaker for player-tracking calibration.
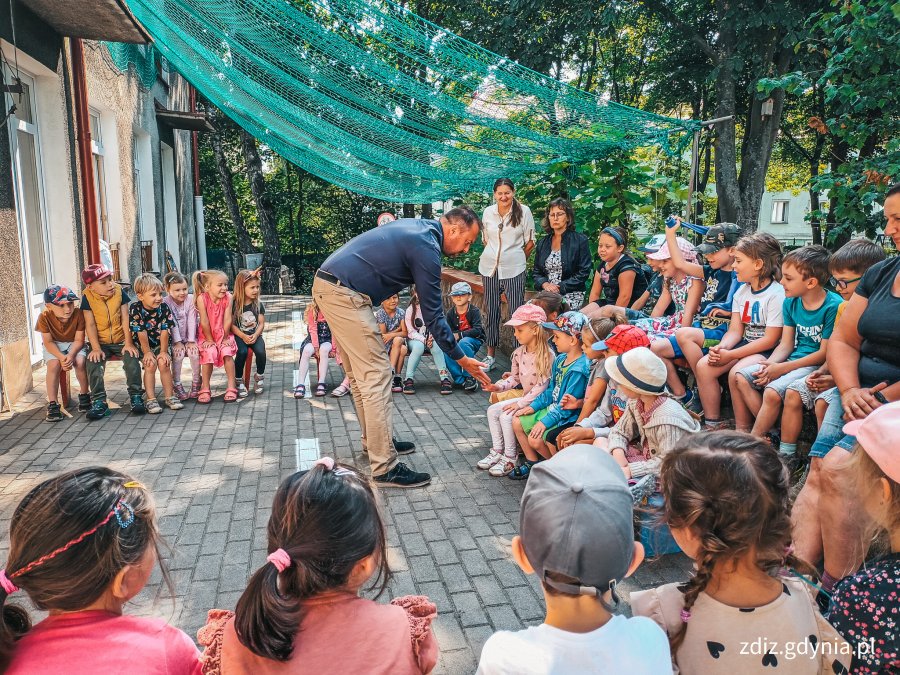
[703,419,731,431]
[482,355,495,372]
[392,376,403,393]
[508,462,534,480]
[373,462,431,488]
[86,399,110,420]
[130,394,147,415]
[393,438,416,455]
[254,374,264,395]
[189,381,201,399]
[145,398,162,414]
[489,459,516,477]
[477,450,504,470]
[463,376,478,392]
[46,402,63,422]
[440,379,453,395]
[165,396,184,411]
[402,378,415,395]
[77,393,92,412]
[780,452,806,482]
[236,379,249,398]
[173,383,188,401]
[684,388,703,414]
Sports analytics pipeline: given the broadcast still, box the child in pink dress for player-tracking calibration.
[198,458,439,674]
[192,269,238,403]
[1,467,200,674]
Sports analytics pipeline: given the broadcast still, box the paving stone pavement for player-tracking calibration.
[0,296,692,673]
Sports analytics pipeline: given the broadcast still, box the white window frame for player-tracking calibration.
[4,67,54,360]
[89,109,111,243]
[771,199,789,224]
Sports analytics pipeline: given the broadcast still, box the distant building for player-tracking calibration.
[757,190,815,245]
[1,0,211,405]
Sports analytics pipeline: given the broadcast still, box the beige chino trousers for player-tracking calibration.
[312,276,398,476]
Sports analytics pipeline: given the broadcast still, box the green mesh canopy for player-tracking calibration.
[110,0,700,202]
[106,43,158,89]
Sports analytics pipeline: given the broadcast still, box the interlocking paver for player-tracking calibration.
[0,295,690,673]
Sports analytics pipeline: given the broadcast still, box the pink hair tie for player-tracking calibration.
[0,570,19,595]
[680,609,691,623]
[314,457,335,471]
[267,548,292,573]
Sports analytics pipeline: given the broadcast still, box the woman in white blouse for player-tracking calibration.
[478,178,536,371]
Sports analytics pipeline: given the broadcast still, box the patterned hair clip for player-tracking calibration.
[114,500,135,529]
[123,481,145,489]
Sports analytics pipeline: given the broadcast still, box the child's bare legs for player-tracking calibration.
[224,356,236,390]
[143,358,157,400]
[389,336,407,373]
[74,352,88,395]
[529,433,552,460]
[695,355,734,422]
[159,358,174,399]
[727,356,766,431]
[298,343,316,383]
[317,342,332,385]
[675,327,706,372]
[651,339,683,396]
[780,388,805,444]
[814,397,828,428]
[751,387,784,437]
[201,363,213,391]
[513,417,539,462]
[45,359,61,403]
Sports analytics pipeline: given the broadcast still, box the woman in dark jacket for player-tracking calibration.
[532,198,593,309]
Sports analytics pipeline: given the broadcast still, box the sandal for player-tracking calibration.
[197,389,212,404]
[331,383,351,397]
[507,462,534,481]
[224,388,239,402]
[314,383,327,397]
[293,384,306,399]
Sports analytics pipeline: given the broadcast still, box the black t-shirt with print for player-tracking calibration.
[233,302,266,334]
[596,254,648,307]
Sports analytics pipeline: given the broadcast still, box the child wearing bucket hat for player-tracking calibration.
[476,445,671,674]
[598,347,700,479]
[479,304,553,477]
[508,312,591,479]
[825,402,900,673]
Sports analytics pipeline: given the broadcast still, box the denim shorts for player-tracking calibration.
[43,341,77,362]
[738,364,816,398]
[808,388,856,458]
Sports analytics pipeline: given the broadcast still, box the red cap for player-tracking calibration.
[592,324,651,353]
[81,264,112,285]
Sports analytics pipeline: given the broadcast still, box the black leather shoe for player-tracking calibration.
[393,437,416,455]
[373,462,431,488]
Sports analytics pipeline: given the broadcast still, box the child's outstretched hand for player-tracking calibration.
[514,406,534,418]
[529,421,546,440]
[88,348,105,363]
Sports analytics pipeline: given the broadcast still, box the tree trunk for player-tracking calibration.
[211,131,255,256]
[712,27,742,226]
[240,130,282,293]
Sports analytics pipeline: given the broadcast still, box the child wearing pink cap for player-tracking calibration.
[479,304,553,476]
[825,402,900,673]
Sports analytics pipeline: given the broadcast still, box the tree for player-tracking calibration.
[210,124,255,256]
[240,131,282,293]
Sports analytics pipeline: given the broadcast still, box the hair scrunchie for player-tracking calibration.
[314,457,335,471]
[0,570,19,595]
[267,548,292,573]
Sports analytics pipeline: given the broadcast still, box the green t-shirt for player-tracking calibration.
[784,291,843,360]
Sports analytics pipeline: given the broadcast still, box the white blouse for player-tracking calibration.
[478,202,536,279]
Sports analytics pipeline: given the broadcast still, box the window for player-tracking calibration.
[771,200,789,224]
[89,111,110,242]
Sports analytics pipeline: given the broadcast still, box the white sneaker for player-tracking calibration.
[477,450,504,470]
[482,356,496,372]
[236,380,249,398]
[489,459,516,477]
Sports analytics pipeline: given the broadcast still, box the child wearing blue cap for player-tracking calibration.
[36,285,89,421]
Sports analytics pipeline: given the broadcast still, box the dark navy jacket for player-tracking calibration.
[320,218,464,360]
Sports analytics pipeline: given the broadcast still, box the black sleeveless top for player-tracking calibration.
[597,254,648,307]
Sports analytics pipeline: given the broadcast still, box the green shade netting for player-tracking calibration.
[106,43,158,89]
[108,0,700,202]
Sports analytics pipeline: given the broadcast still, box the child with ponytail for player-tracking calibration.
[479,304,552,477]
[232,269,267,397]
[193,270,238,403]
[631,432,851,674]
[1,467,199,674]
[198,457,438,674]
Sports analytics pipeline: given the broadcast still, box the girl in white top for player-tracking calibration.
[479,178,536,371]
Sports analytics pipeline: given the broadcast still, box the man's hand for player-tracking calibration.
[88,348,105,363]
[529,421,546,440]
[458,356,490,386]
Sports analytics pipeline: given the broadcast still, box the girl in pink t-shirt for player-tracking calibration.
[0,467,200,674]
[198,458,439,674]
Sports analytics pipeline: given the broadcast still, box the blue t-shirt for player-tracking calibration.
[783,291,843,360]
[700,266,734,312]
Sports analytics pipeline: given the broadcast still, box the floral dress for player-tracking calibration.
[633,275,698,340]
[546,249,584,309]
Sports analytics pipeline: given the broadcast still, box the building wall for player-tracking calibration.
[757,190,814,244]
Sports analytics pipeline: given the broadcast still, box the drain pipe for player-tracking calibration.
[70,38,100,265]
[190,85,207,269]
